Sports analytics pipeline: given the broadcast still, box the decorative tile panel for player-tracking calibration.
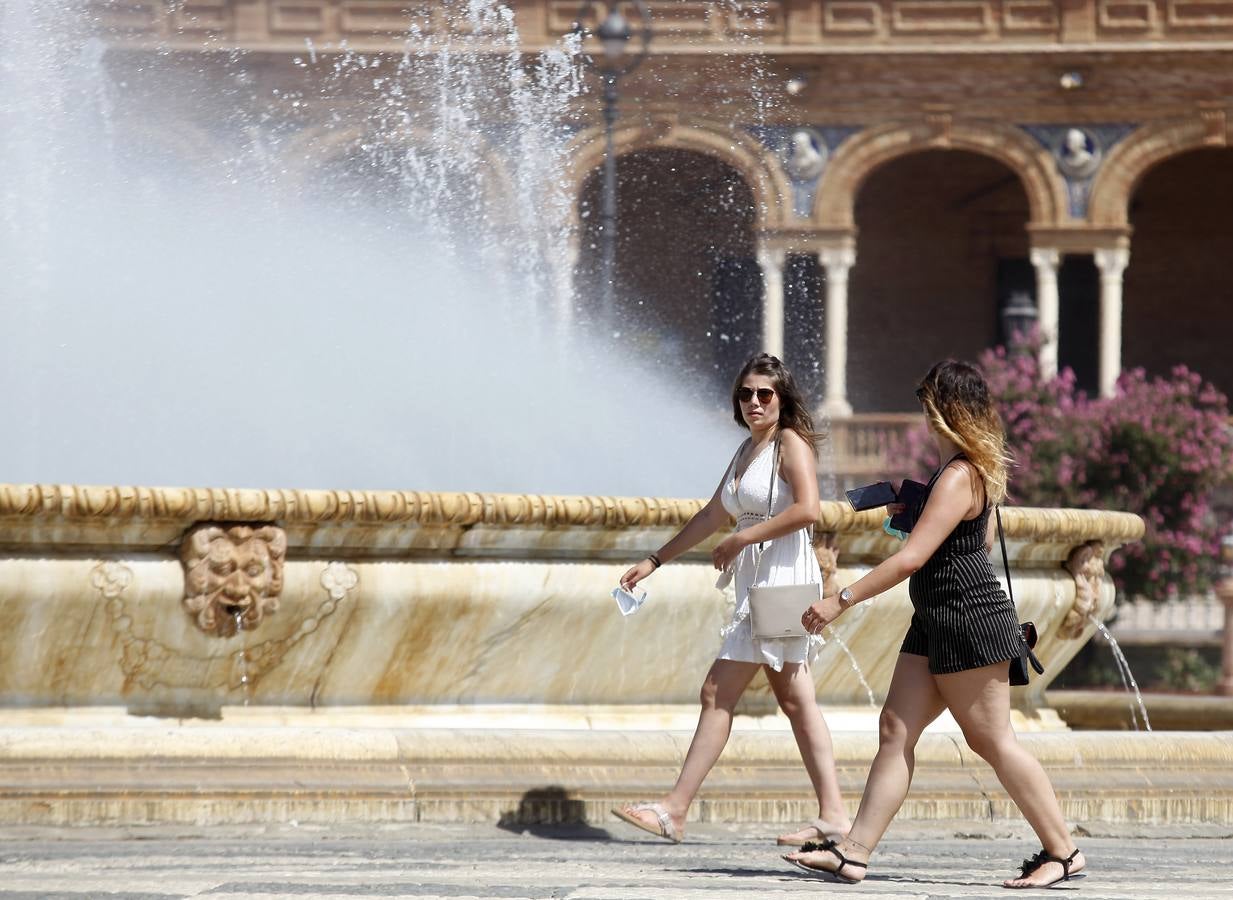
[269,0,328,34]
[1168,0,1233,26]
[172,0,231,33]
[891,1,992,33]
[339,1,435,36]
[1098,0,1158,30]
[722,2,786,36]
[548,1,713,36]
[1004,0,1061,31]
[90,0,163,33]
[823,1,882,34]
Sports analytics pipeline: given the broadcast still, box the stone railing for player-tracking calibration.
[824,412,922,485]
[0,482,1143,719]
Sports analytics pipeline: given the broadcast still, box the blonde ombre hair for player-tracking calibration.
[915,360,1012,505]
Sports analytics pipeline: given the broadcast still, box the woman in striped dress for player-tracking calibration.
[786,360,1086,890]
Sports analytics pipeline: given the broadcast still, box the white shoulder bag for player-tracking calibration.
[747,439,821,639]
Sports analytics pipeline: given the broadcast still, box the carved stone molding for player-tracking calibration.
[180,524,287,637]
[0,484,1145,545]
[1061,540,1106,639]
[1199,103,1228,146]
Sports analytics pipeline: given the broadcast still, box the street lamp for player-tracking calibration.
[1001,290,1038,352]
[573,1,651,329]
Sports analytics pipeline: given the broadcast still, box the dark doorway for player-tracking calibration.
[1058,256,1100,395]
[1126,147,1233,399]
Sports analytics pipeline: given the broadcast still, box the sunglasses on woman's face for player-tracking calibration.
[737,387,776,404]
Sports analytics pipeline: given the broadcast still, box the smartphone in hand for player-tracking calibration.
[845,481,898,511]
[889,479,929,532]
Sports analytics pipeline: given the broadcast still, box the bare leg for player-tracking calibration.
[764,661,851,843]
[620,658,759,838]
[787,654,946,881]
[935,664,1085,888]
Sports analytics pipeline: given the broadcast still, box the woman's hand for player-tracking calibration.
[886,502,907,516]
[620,559,657,590]
[711,532,751,572]
[802,594,844,634]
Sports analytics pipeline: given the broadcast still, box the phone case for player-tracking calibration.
[889,479,929,532]
[845,481,898,511]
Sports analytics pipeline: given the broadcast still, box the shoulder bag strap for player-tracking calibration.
[995,504,1013,605]
[757,437,780,553]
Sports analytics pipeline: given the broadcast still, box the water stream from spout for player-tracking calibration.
[1088,615,1151,731]
[826,628,877,707]
[234,611,251,707]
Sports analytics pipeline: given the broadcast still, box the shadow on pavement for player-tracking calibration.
[496,786,613,841]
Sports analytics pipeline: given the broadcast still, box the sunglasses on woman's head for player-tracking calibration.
[737,387,776,404]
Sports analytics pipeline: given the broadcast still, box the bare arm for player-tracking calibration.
[618,455,736,589]
[802,462,977,627]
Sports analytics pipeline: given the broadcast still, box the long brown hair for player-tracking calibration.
[915,359,1011,504]
[730,353,820,456]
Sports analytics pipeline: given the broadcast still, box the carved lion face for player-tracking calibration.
[181,524,286,636]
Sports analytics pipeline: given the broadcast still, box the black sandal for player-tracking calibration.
[1006,847,1086,889]
[782,838,868,884]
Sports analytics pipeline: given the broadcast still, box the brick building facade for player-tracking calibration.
[95,0,1233,413]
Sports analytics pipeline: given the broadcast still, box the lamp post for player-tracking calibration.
[1001,290,1038,352]
[573,1,650,329]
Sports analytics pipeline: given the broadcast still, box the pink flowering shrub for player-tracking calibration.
[896,334,1233,600]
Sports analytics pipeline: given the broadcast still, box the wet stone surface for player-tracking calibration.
[0,821,1230,899]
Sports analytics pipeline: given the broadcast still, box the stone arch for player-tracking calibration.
[814,119,1067,229]
[565,118,787,229]
[1088,115,1230,228]
[279,122,516,219]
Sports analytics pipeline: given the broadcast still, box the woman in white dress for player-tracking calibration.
[611,353,850,846]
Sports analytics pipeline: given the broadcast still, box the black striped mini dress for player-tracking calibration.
[900,456,1024,675]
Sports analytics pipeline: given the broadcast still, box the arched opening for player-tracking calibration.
[310,140,490,234]
[1125,148,1233,397]
[847,150,1032,411]
[578,149,762,399]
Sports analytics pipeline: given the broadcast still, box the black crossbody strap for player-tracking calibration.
[995,504,1013,605]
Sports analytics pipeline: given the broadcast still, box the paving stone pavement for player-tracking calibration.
[0,821,1230,900]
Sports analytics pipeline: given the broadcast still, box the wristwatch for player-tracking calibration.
[839,587,855,608]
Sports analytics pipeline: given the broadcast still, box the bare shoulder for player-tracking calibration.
[777,428,812,456]
[939,459,985,513]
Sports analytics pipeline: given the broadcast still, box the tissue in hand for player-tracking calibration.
[612,585,648,616]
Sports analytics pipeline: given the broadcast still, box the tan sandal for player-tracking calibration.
[610,802,682,843]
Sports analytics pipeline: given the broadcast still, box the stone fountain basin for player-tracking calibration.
[0,484,1142,718]
[2,484,1231,828]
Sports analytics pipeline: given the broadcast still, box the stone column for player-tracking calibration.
[820,246,856,418]
[1094,247,1131,398]
[1219,579,1233,697]
[1218,536,1233,697]
[758,244,787,359]
[1030,247,1061,379]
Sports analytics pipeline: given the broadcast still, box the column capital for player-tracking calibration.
[1094,247,1131,279]
[819,246,856,272]
[1029,247,1061,271]
[756,241,788,267]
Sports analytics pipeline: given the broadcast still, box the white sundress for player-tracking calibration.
[716,440,824,671]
